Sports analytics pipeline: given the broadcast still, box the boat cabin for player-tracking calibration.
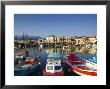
[46,59,62,73]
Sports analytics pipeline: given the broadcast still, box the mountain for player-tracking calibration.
[14,35,41,40]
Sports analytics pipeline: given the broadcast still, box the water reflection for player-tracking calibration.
[14,47,96,76]
[43,47,96,55]
[45,48,72,54]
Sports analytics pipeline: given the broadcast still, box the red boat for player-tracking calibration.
[71,65,97,76]
[64,53,97,76]
[66,53,82,65]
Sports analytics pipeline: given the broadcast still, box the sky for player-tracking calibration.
[14,14,97,37]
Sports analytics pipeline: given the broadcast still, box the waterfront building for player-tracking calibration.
[88,36,97,44]
[46,35,75,43]
[46,35,56,43]
[38,38,46,43]
[74,36,97,45]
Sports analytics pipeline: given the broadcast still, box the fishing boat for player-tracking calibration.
[14,50,40,76]
[64,53,97,76]
[43,53,64,76]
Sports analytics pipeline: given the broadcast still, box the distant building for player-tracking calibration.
[88,36,97,44]
[41,35,96,49]
[75,36,85,45]
[46,35,75,43]
[46,35,56,42]
[38,38,46,43]
[74,36,97,45]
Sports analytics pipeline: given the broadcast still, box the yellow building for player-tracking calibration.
[46,35,56,42]
[75,36,97,45]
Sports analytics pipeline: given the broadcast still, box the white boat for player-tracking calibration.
[43,53,64,76]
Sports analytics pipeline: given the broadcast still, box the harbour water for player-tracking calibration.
[14,47,96,76]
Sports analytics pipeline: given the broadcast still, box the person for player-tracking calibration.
[25,50,29,57]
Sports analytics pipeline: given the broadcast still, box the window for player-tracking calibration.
[55,66,61,70]
[40,40,42,42]
[47,66,53,70]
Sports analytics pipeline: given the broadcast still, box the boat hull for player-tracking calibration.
[63,60,97,76]
[14,64,40,76]
[71,66,97,76]
[43,69,64,76]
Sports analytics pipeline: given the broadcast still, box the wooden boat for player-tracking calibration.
[71,65,97,76]
[14,50,40,76]
[64,53,97,76]
[43,53,64,76]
